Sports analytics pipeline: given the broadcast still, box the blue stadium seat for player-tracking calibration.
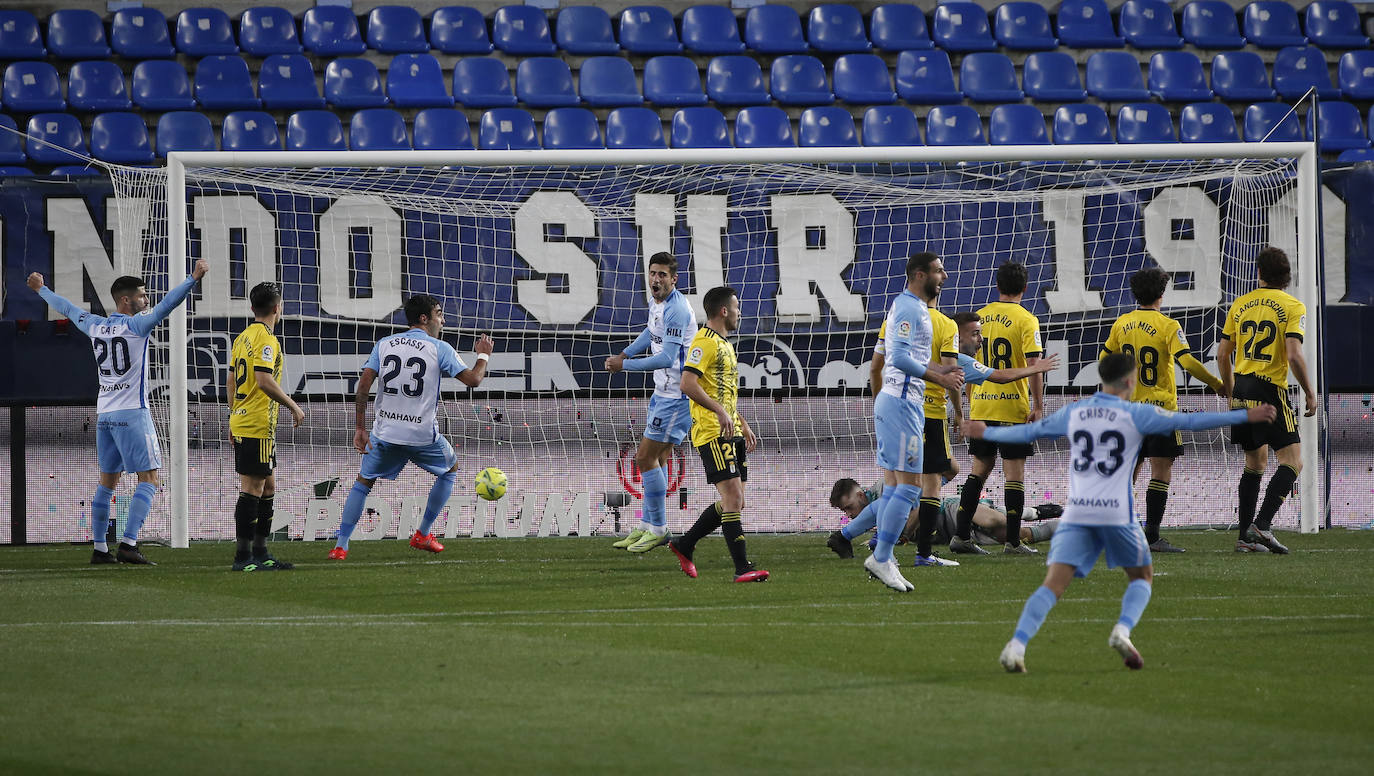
[324,59,389,109]
[479,108,539,150]
[0,114,25,163]
[671,106,730,148]
[1148,51,1213,102]
[619,7,683,54]
[1337,148,1374,162]
[705,56,769,106]
[1309,101,1370,151]
[579,57,643,107]
[47,9,110,59]
[431,7,493,54]
[1178,102,1239,142]
[681,6,745,54]
[155,111,215,156]
[453,58,518,108]
[606,107,665,149]
[132,61,195,112]
[1181,1,1245,49]
[492,6,557,55]
[834,54,896,105]
[744,5,807,54]
[413,108,473,150]
[367,6,429,53]
[91,112,153,163]
[556,6,619,54]
[239,8,302,56]
[1023,51,1087,101]
[932,3,997,52]
[1120,0,1184,49]
[176,9,237,56]
[111,9,176,58]
[1338,51,1374,101]
[48,166,102,177]
[643,56,706,107]
[959,53,1023,103]
[989,104,1049,145]
[1274,46,1341,99]
[1115,103,1177,143]
[799,106,858,147]
[0,167,33,176]
[1306,1,1369,49]
[350,108,411,151]
[194,56,260,110]
[516,58,580,107]
[259,54,327,110]
[925,105,985,146]
[3,62,64,112]
[771,55,833,106]
[542,107,603,149]
[808,5,870,53]
[26,113,86,163]
[387,54,453,108]
[869,4,933,51]
[1243,102,1302,142]
[895,50,962,105]
[1210,51,1276,101]
[286,111,346,152]
[1057,0,1124,48]
[221,111,281,151]
[302,6,366,56]
[862,105,921,146]
[1243,2,1306,48]
[993,2,1057,50]
[0,11,45,59]
[1086,51,1149,101]
[734,106,794,148]
[67,61,132,112]
[1054,104,1113,144]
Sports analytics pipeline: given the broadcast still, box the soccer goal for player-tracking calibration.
[106,142,1322,548]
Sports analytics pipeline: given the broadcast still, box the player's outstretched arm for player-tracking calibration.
[457,334,494,387]
[681,370,734,439]
[352,368,377,453]
[1131,403,1272,437]
[989,352,1061,384]
[1178,353,1225,396]
[964,403,1072,445]
[28,272,105,332]
[605,328,654,372]
[133,259,208,336]
[1284,337,1318,417]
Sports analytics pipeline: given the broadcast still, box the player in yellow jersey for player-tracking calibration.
[1100,268,1225,554]
[666,286,768,583]
[1217,247,1316,554]
[227,282,305,571]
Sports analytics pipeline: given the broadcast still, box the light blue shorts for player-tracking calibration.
[874,392,924,474]
[96,408,163,474]
[1046,523,1153,578]
[360,435,457,480]
[644,394,692,444]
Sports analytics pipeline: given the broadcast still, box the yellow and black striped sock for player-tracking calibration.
[679,501,722,553]
[1144,479,1169,543]
[719,510,750,574]
[1005,481,1025,547]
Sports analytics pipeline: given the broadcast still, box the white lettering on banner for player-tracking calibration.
[632,193,729,322]
[1143,187,1221,309]
[1269,185,1349,304]
[493,494,531,537]
[302,498,341,541]
[194,195,278,317]
[816,359,870,389]
[319,195,403,319]
[443,493,476,538]
[49,198,151,319]
[357,496,397,541]
[515,191,599,325]
[1043,192,1104,313]
[527,352,579,391]
[537,491,591,536]
[771,194,865,323]
[299,492,591,539]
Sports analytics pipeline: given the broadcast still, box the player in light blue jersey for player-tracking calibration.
[963,353,1276,673]
[28,260,208,565]
[604,252,697,553]
[329,295,493,559]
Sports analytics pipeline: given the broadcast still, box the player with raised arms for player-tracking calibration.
[27,259,209,565]
[328,295,492,559]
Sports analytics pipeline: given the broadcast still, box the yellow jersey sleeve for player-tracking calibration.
[683,329,717,377]
[874,321,887,357]
[1165,317,1190,358]
[1019,307,1043,358]
[1285,297,1307,341]
[1102,316,1123,357]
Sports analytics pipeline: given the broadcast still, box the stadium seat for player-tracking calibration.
[0,114,25,163]
[1243,102,1302,142]
[412,108,473,150]
[221,111,281,151]
[619,6,683,54]
[48,166,102,177]
[176,9,237,56]
[1148,51,1213,102]
[239,8,302,56]
[1023,51,1088,102]
[1178,102,1240,142]
[67,61,132,112]
[325,59,389,109]
[25,113,86,163]
[808,5,871,53]
[869,4,933,51]
[1053,104,1114,144]
[1181,1,1245,49]
[1306,2,1369,49]
[605,107,665,149]
[959,53,1023,103]
[131,60,195,112]
[705,56,769,106]
[91,112,153,163]
[542,107,603,149]
[1273,46,1341,99]
[579,57,643,107]
[744,5,808,54]
[643,56,707,107]
[366,6,429,53]
[771,55,833,106]
[895,50,962,105]
[1338,51,1374,101]
[46,10,110,59]
[194,56,260,110]
[555,6,619,54]
[431,7,493,54]
[302,6,366,56]
[926,105,985,146]
[1057,0,1124,48]
[734,106,794,148]
[932,3,997,52]
[834,54,896,105]
[993,2,1057,50]
[387,54,453,108]
[862,105,921,146]
[0,167,33,176]
[1115,103,1177,143]
[286,111,346,152]
[155,111,215,156]
[111,9,176,59]
[479,108,538,150]
[1120,0,1184,48]
[516,58,580,108]
[1210,51,1277,101]
[1086,51,1149,101]
[681,5,745,54]
[492,6,557,55]
[0,11,45,59]
[259,54,327,110]
[453,58,518,108]
[989,104,1049,145]
[1309,101,1370,151]
[1242,2,1306,48]
[349,109,410,151]
[2,62,64,112]
[1337,148,1374,162]
[798,106,858,147]
[670,106,730,148]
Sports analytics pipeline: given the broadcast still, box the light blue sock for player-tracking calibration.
[1118,579,1153,630]
[873,483,920,564]
[122,482,156,544]
[418,470,457,536]
[1013,586,1059,645]
[91,485,115,547]
[841,497,882,541]
[642,467,667,532]
[336,481,371,550]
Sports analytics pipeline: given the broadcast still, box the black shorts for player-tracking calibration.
[968,420,1036,460]
[1230,373,1301,451]
[922,417,953,475]
[1140,430,1184,459]
[697,436,748,484]
[233,436,276,477]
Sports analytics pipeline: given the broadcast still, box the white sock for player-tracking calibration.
[648,524,667,537]
[120,539,136,548]
[93,542,108,553]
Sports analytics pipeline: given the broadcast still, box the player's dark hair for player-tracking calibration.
[1100,351,1136,386]
[249,282,282,316]
[830,478,861,509]
[951,311,981,328]
[404,294,442,325]
[1130,267,1169,306]
[702,286,737,320]
[1257,246,1292,288]
[647,252,678,276]
[996,262,1028,296]
[109,275,144,302]
[905,251,939,280]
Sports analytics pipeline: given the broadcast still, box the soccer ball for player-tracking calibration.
[475,467,508,501]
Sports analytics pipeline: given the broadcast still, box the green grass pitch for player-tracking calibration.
[2,529,1372,775]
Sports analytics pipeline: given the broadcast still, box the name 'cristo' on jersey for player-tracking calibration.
[365,331,468,446]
